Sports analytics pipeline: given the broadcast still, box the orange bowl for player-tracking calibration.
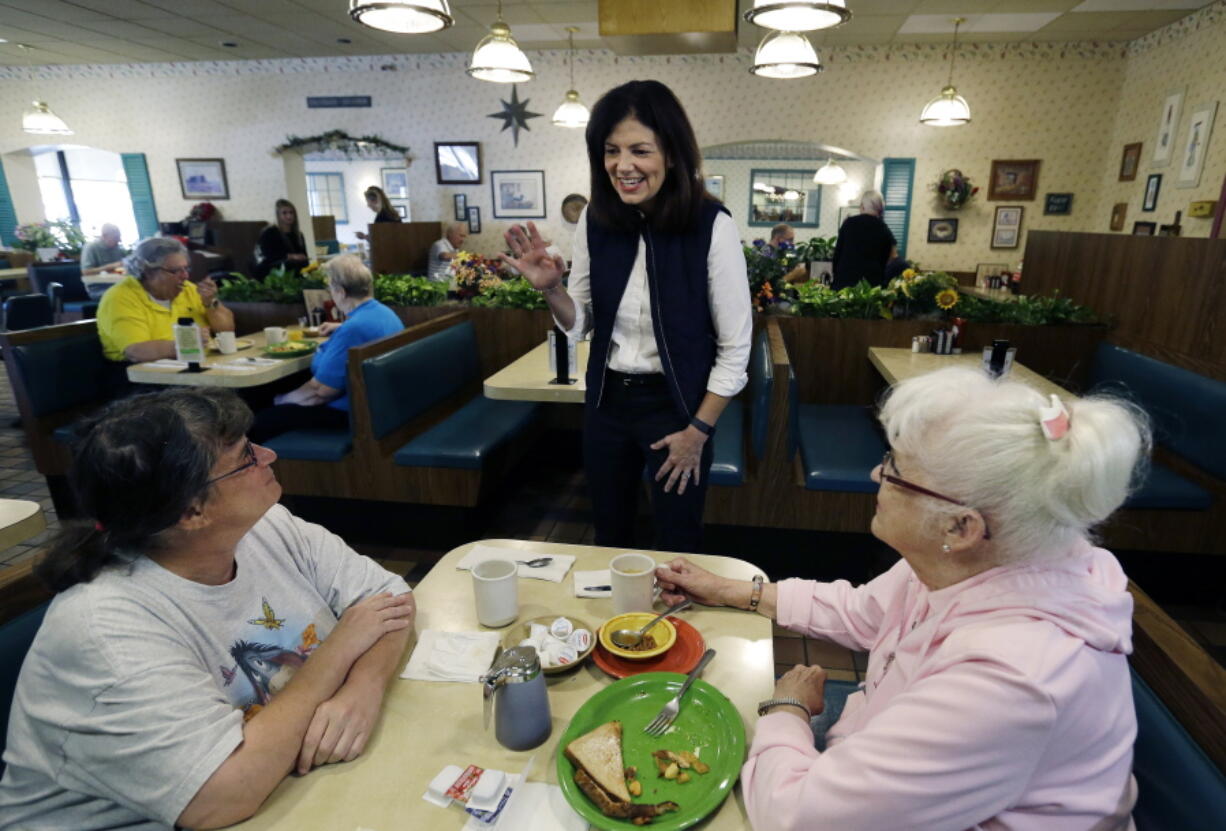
[598,612,677,660]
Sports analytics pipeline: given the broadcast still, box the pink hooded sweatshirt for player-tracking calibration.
[743,541,1137,831]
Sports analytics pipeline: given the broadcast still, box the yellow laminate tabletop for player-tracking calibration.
[0,498,45,550]
[484,340,590,403]
[126,330,323,388]
[868,346,1071,399]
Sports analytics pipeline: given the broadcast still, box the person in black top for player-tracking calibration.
[355,187,401,241]
[253,199,308,280]
[831,190,897,290]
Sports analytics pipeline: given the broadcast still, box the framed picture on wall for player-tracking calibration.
[991,205,1023,249]
[454,193,467,221]
[1118,143,1142,182]
[1152,88,1184,168]
[988,160,1040,201]
[1176,101,1217,188]
[467,206,481,234]
[704,175,724,200]
[1132,221,1157,235]
[927,218,958,243]
[176,158,229,200]
[1143,174,1162,211]
[381,168,408,199]
[1110,202,1128,231]
[1044,193,1073,215]
[389,200,409,220]
[491,170,546,219]
[435,141,482,185]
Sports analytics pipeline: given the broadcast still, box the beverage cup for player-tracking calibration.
[610,552,656,615]
[264,326,287,346]
[472,559,518,628]
[216,331,237,354]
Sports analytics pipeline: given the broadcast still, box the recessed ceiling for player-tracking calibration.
[0,0,1214,66]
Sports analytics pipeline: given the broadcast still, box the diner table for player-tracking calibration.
[126,329,323,388]
[0,498,45,551]
[868,346,1070,398]
[0,266,31,293]
[485,339,590,404]
[232,538,774,830]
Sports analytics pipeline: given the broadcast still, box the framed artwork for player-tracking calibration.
[748,168,821,227]
[704,175,724,200]
[490,170,546,219]
[976,262,1010,288]
[467,205,481,234]
[176,158,229,200]
[389,200,409,220]
[1143,174,1162,212]
[1176,101,1217,188]
[927,218,958,243]
[988,160,1040,201]
[1118,143,1143,182]
[1110,202,1128,231]
[381,167,408,199]
[434,141,482,185]
[1044,193,1073,215]
[454,193,467,221]
[1152,88,1184,168]
[991,205,1023,249]
[1132,221,1157,235]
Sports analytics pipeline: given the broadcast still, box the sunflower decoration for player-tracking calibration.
[935,288,959,310]
[301,261,321,275]
[901,268,917,281]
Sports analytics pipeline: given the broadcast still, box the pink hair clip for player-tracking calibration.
[1038,394,1070,440]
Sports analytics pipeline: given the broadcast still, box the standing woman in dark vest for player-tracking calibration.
[502,80,752,553]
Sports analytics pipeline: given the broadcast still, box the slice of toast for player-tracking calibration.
[565,721,632,803]
[573,768,679,824]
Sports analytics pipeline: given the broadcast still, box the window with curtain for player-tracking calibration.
[748,169,821,227]
[35,148,140,243]
[306,172,348,224]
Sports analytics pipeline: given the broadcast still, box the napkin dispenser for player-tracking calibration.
[481,646,552,751]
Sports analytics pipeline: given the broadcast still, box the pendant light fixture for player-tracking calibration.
[745,1,850,32]
[468,0,534,84]
[552,27,590,128]
[749,30,822,79]
[920,18,971,127]
[813,158,846,185]
[349,0,453,34]
[18,45,72,136]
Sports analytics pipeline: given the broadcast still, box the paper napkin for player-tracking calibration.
[456,543,575,583]
[573,569,611,598]
[400,629,500,683]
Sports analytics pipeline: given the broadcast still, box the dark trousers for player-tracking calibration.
[583,376,713,554]
[248,403,348,444]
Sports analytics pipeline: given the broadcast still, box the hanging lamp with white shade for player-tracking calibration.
[749,30,823,79]
[920,18,971,126]
[813,158,846,185]
[17,45,72,136]
[468,0,534,83]
[349,0,454,34]
[552,27,589,128]
[745,1,850,32]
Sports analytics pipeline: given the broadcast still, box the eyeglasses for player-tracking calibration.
[206,440,260,485]
[158,265,190,277]
[879,450,991,539]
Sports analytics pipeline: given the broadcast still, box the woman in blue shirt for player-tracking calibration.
[248,255,403,442]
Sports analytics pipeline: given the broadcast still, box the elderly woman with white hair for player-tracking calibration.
[656,366,1149,830]
[830,190,897,290]
[96,236,235,364]
[248,254,403,443]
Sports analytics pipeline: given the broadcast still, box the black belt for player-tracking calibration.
[607,369,666,388]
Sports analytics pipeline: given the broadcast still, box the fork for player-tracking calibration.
[643,648,717,736]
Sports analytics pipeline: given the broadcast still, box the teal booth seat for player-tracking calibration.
[795,403,886,493]
[29,262,93,315]
[1130,669,1226,830]
[707,399,744,486]
[359,321,542,469]
[9,330,111,418]
[263,426,353,462]
[1089,343,1224,509]
[0,602,49,777]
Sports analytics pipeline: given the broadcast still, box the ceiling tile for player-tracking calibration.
[1037,11,1132,31]
[73,19,168,39]
[0,0,111,20]
[1070,0,1211,11]
[899,13,1062,33]
[127,18,228,37]
[838,15,906,35]
[63,0,180,17]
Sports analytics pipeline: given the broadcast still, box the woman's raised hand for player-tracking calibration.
[655,557,734,608]
[501,222,565,291]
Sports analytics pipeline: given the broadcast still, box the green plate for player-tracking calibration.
[556,673,746,831]
[263,341,317,359]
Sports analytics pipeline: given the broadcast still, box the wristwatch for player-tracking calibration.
[689,415,714,436]
[757,697,811,719]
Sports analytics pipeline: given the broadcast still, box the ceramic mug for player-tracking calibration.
[472,559,518,628]
[215,331,237,354]
[264,326,288,346]
[610,552,656,615]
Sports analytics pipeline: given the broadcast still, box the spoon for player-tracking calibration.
[610,599,692,649]
[516,557,553,568]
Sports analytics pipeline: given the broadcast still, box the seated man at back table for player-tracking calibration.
[769,223,809,284]
[428,221,468,283]
[80,223,127,301]
[95,236,235,364]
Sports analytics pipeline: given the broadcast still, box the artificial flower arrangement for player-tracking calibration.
[744,239,800,312]
[935,169,979,210]
[450,250,507,300]
[13,220,86,256]
[186,202,220,223]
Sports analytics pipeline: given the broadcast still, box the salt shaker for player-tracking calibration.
[481,646,552,751]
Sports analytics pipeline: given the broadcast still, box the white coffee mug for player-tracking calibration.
[472,559,518,628]
[611,552,656,615]
[264,326,287,346]
[216,331,237,354]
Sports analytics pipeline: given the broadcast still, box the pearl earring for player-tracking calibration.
[941,543,952,553]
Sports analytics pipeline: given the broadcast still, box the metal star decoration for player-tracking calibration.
[487,85,541,147]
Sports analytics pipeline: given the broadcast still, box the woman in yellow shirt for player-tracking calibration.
[96,238,235,363]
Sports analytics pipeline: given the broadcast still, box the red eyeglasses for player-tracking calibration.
[879,450,991,539]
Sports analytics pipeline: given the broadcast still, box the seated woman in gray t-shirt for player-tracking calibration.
[0,388,415,831]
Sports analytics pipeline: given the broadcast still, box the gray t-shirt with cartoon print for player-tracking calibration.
[0,504,409,830]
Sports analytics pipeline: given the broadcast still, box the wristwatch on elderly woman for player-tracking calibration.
[757,697,811,719]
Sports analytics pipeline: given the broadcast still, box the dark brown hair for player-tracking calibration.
[364,186,399,222]
[585,80,712,234]
[275,198,300,237]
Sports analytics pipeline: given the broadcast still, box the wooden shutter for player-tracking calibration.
[121,153,159,239]
[881,158,915,258]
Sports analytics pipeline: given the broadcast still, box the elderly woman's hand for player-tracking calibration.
[655,557,736,608]
[317,321,342,336]
[773,665,827,717]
